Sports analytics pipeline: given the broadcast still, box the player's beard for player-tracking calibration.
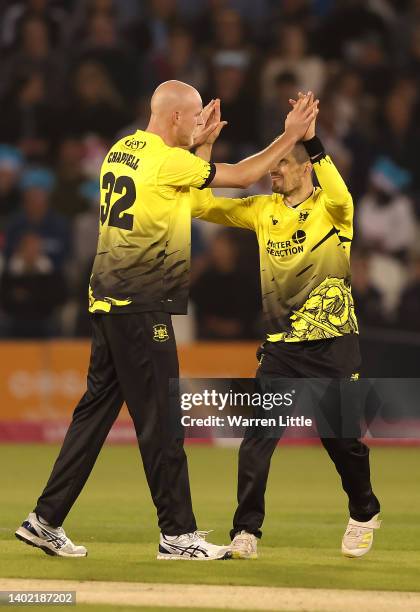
[271,177,284,194]
[272,178,300,196]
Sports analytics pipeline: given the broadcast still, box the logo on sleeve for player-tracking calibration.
[153,324,169,342]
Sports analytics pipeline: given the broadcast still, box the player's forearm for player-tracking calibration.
[212,131,298,188]
[195,143,213,162]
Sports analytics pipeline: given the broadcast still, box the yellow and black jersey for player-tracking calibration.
[191,155,358,342]
[89,130,215,314]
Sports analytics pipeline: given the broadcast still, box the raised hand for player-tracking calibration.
[205,98,228,145]
[193,98,228,148]
[288,91,318,141]
[284,92,319,141]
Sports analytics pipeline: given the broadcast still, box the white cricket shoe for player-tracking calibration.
[157,530,231,560]
[342,514,381,558]
[231,530,258,559]
[15,512,87,557]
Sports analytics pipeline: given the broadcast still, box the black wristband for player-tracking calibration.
[303,136,325,159]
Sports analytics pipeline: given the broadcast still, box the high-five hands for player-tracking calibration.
[288,91,318,141]
[285,91,319,142]
[193,98,228,148]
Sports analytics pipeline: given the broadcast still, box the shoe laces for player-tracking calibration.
[192,529,213,542]
[232,531,254,548]
[56,526,66,537]
[345,525,368,541]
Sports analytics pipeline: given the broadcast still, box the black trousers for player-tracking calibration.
[231,334,380,539]
[35,312,197,536]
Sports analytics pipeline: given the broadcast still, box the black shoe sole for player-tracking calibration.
[220,550,232,560]
[15,532,58,557]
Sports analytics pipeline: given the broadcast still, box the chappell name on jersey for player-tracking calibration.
[107,151,140,170]
[266,230,306,257]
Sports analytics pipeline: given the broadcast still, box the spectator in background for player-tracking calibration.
[207,59,258,157]
[50,138,88,219]
[126,0,178,56]
[67,0,118,44]
[0,71,56,162]
[0,232,67,338]
[1,16,62,98]
[0,0,67,50]
[349,35,393,98]
[268,0,313,29]
[406,22,420,78]
[317,0,390,61]
[330,70,375,200]
[73,179,100,268]
[315,96,353,180]
[62,61,130,141]
[373,83,420,190]
[144,25,207,92]
[72,11,138,101]
[5,168,71,270]
[116,95,150,137]
[356,157,416,261]
[261,71,298,146]
[261,23,326,102]
[351,249,386,328]
[0,145,23,230]
[331,70,366,136]
[396,253,420,332]
[192,0,228,48]
[204,8,258,88]
[72,180,100,337]
[191,229,260,340]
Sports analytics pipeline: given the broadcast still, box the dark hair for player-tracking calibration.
[292,143,310,164]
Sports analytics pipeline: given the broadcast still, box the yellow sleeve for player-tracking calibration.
[157,147,215,189]
[313,155,353,230]
[190,188,257,231]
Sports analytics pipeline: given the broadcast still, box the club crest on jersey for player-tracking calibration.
[153,324,169,342]
[299,211,310,223]
[270,215,278,225]
[350,372,360,381]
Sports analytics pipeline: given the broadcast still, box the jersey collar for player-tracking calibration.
[273,187,316,211]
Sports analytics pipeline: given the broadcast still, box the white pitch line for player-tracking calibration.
[1,579,420,612]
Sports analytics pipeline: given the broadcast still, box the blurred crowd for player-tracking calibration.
[0,0,420,341]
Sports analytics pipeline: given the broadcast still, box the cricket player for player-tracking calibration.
[192,94,381,559]
[15,81,317,560]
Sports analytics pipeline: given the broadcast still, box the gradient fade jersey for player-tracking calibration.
[191,156,358,342]
[89,130,215,314]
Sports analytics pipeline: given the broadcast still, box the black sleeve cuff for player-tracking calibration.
[199,162,216,189]
[303,136,325,161]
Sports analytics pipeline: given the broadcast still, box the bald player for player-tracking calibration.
[15,81,317,561]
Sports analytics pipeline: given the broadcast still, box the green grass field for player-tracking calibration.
[1,443,419,594]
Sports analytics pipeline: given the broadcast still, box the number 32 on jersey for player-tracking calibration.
[100,171,135,231]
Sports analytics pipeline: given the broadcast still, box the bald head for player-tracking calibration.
[148,80,204,147]
[151,80,202,116]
